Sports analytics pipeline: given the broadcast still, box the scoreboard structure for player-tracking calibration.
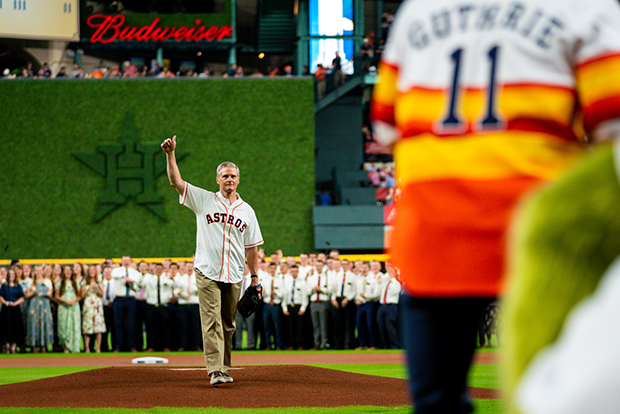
[0,0,79,41]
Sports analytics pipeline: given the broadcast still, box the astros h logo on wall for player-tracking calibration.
[73,112,188,223]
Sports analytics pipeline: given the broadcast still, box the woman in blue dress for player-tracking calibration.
[0,268,25,354]
[25,265,54,352]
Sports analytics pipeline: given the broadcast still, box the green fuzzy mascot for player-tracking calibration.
[502,142,620,414]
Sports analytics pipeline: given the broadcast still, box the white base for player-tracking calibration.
[132,356,169,364]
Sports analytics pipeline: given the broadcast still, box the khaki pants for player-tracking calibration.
[195,268,241,375]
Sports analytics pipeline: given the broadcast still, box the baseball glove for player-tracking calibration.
[237,283,262,318]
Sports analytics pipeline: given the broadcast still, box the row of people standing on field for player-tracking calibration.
[0,262,106,353]
[1,252,402,353]
[0,258,201,354]
[107,256,202,353]
[236,252,402,351]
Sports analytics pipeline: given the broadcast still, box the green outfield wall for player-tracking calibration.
[0,78,315,259]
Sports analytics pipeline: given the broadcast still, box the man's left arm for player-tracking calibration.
[246,246,259,287]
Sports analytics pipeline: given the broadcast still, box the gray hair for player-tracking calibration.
[216,162,240,178]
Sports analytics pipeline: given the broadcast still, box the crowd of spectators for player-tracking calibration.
[1,60,302,80]
[364,162,397,205]
[0,249,405,354]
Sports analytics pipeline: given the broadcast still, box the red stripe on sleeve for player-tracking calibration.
[370,100,397,126]
[582,96,620,133]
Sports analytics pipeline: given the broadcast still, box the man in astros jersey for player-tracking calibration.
[371,0,620,412]
[161,135,264,386]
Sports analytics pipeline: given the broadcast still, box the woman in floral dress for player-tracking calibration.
[25,265,54,352]
[81,266,105,353]
[55,265,81,353]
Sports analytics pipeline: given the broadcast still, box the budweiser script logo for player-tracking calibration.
[86,15,234,44]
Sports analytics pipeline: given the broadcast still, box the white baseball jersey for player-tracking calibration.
[180,182,263,284]
[372,0,620,297]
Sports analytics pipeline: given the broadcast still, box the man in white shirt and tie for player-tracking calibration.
[282,264,308,350]
[355,262,380,350]
[175,260,202,351]
[141,263,174,352]
[261,262,284,350]
[377,263,401,349]
[166,262,181,350]
[110,255,142,352]
[307,259,335,350]
[101,264,115,352]
[331,259,358,349]
[369,260,385,283]
[298,253,313,281]
[135,261,150,352]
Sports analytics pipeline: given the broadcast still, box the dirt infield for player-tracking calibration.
[0,365,499,408]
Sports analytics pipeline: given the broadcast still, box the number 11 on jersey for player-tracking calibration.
[437,45,505,134]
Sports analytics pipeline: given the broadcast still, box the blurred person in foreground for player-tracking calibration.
[371,0,620,412]
[505,141,620,414]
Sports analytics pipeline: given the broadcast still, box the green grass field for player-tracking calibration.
[0,351,502,414]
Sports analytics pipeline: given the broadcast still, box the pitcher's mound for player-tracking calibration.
[0,365,498,408]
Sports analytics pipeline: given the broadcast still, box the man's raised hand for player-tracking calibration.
[161,135,177,153]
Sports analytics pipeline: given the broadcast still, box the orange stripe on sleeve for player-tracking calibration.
[371,62,399,126]
[576,53,620,131]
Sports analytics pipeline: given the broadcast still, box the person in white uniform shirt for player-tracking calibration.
[298,253,313,281]
[175,260,202,351]
[355,262,380,350]
[282,264,308,350]
[369,261,384,283]
[279,263,290,282]
[162,135,263,386]
[234,264,256,350]
[166,262,181,350]
[270,253,281,274]
[101,264,115,352]
[377,263,401,349]
[307,259,336,349]
[331,259,358,349]
[110,255,142,352]
[134,261,150,352]
[261,262,284,350]
[140,263,174,352]
[254,260,270,350]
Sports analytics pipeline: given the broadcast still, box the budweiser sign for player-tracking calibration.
[86,15,234,44]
